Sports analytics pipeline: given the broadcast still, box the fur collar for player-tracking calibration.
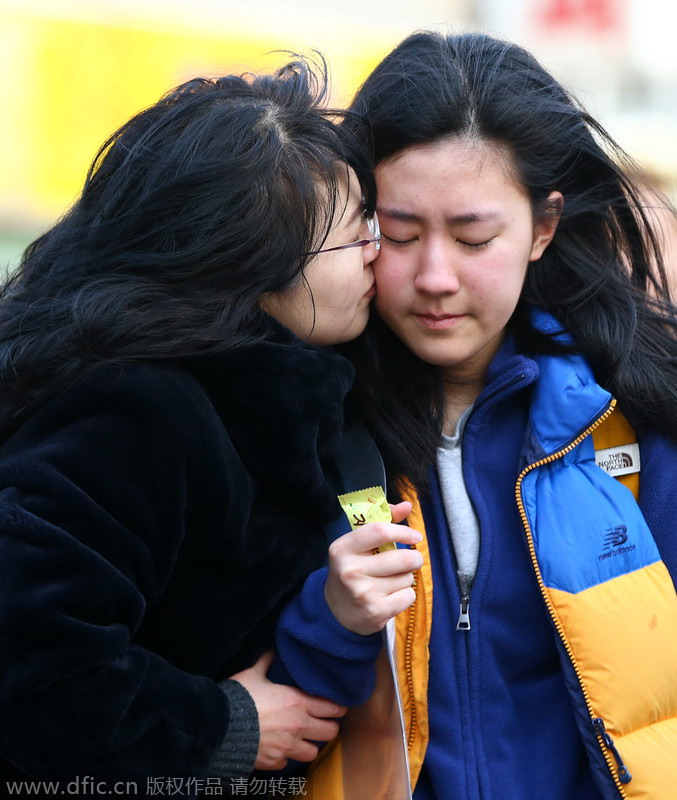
[187,318,355,520]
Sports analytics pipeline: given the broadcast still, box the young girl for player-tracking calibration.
[0,57,411,790]
[275,32,677,800]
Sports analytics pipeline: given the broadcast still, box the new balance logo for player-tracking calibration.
[599,524,636,561]
[604,525,628,549]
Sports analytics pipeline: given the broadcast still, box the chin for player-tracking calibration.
[407,344,455,367]
[423,352,472,372]
[343,314,370,344]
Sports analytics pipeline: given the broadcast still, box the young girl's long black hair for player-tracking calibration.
[0,56,375,436]
[343,31,677,492]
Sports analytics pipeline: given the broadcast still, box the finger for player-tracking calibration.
[333,522,422,555]
[359,572,417,598]
[300,717,341,744]
[389,501,412,524]
[378,586,417,619]
[303,696,347,719]
[382,570,418,591]
[289,740,320,763]
[361,548,423,578]
[257,757,289,771]
[251,650,274,675]
[342,585,417,634]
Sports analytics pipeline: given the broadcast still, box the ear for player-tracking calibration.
[529,191,563,262]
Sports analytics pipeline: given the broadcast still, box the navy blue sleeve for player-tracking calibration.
[0,369,234,780]
[270,568,382,707]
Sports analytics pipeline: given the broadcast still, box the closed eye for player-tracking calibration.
[382,233,417,248]
[458,238,494,250]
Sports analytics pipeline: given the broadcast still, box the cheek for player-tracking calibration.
[374,279,407,321]
[473,248,530,297]
[373,255,411,299]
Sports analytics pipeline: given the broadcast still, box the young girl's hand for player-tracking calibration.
[324,501,423,635]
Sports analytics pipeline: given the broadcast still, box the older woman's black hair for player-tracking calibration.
[342,31,677,492]
[0,56,375,435]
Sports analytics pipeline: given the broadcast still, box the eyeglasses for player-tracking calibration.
[305,212,381,256]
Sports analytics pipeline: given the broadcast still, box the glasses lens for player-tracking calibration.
[369,212,381,250]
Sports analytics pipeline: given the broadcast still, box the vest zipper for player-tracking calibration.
[514,398,630,798]
[592,718,633,784]
[404,552,418,754]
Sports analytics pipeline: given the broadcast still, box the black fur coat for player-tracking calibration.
[0,325,353,785]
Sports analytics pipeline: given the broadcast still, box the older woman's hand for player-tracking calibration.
[230,651,346,770]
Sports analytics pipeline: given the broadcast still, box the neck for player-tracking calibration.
[442,381,482,435]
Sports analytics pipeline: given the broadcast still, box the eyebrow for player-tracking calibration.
[378,207,501,225]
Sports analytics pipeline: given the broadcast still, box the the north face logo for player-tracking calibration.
[595,443,640,477]
[618,453,633,468]
[599,525,636,561]
[597,452,633,472]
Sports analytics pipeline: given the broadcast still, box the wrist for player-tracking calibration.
[211,680,259,779]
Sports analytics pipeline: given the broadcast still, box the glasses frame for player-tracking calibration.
[304,211,381,256]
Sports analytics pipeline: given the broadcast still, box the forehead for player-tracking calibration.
[333,166,362,223]
[375,137,528,207]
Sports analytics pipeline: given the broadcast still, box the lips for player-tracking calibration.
[364,283,377,299]
[415,312,464,330]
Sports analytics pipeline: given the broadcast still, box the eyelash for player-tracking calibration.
[459,239,494,250]
[382,234,495,250]
[382,234,415,248]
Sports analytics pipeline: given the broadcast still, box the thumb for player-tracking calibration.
[389,501,412,525]
[251,650,274,676]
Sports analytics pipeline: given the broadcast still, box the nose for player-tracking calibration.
[362,239,378,268]
[361,218,379,268]
[414,239,461,295]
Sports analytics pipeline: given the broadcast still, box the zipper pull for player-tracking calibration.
[456,595,471,631]
[592,718,632,784]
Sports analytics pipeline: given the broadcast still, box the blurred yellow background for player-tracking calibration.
[0,1,403,227]
[1,0,676,271]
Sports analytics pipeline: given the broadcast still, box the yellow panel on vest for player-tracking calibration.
[614,718,677,798]
[303,736,345,798]
[302,644,413,799]
[547,561,677,735]
[303,482,433,800]
[398,480,433,790]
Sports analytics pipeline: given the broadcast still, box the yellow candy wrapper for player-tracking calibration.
[337,486,397,552]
